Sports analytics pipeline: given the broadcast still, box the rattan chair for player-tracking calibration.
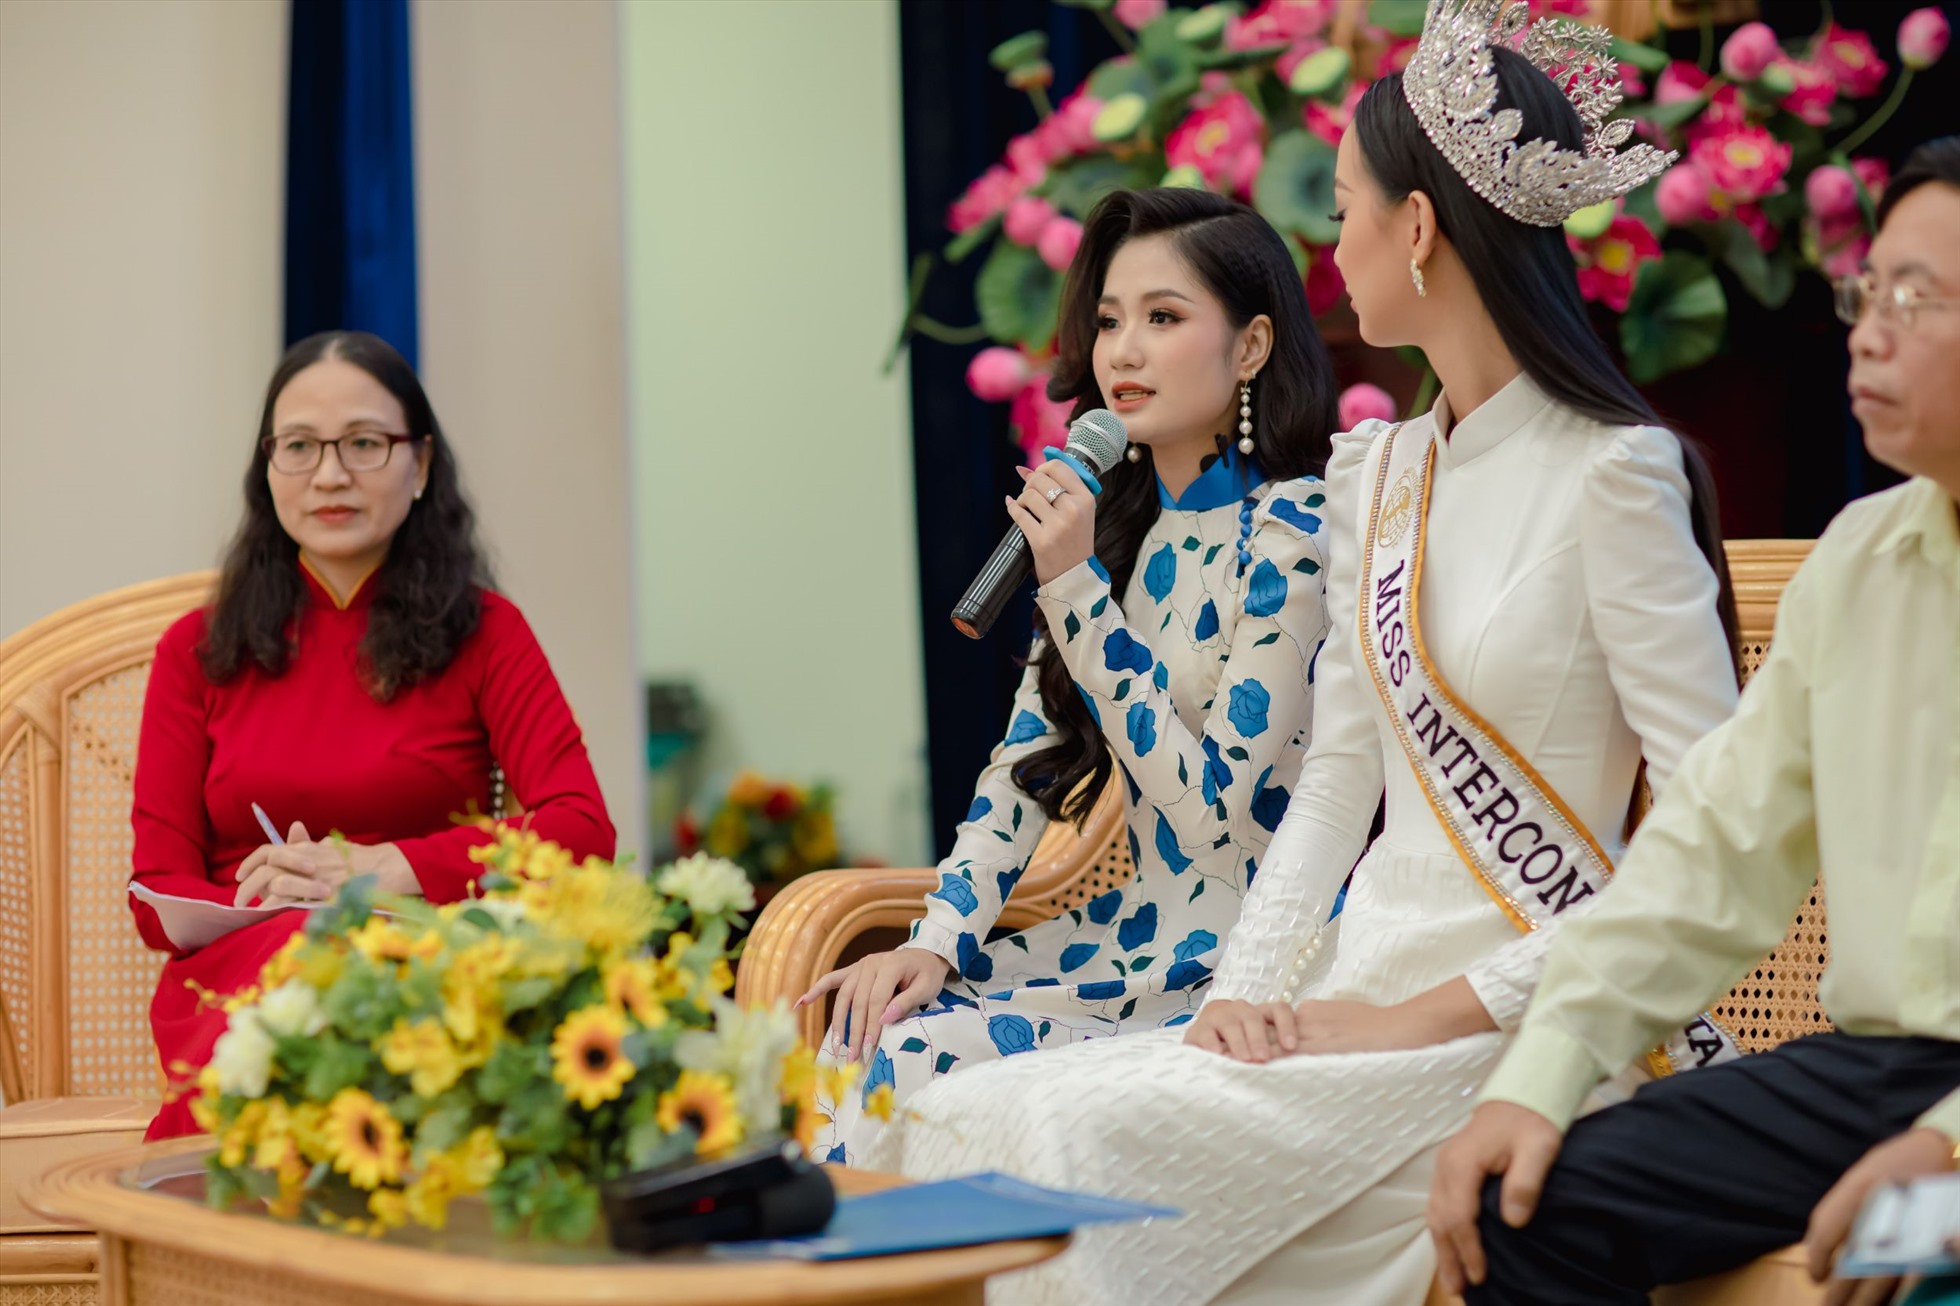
[0,571,215,1304]
[741,540,1832,1306]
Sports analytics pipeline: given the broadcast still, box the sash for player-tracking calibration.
[1357,422,1736,1078]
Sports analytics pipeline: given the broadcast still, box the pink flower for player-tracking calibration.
[1304,242,1345,316]
[1526,0,1592,14]
[1619,63,1647,98]
[1804,164,1860,223]
[1734,202,1778,252]
[1040,89,1104,158]
[1113,0,1167,29]
[1720,21,1781,82]
[967,347,1035,403]
[1005,133,1052,184]
[1852,156,1890,204]
[1303,82,1366,148]
[1011,380,1074,463]
[1037,216,1084,272]
[1224,0,1331,51]
[948,163,1032,233]
[1569,214,1662,313]
[1165,91,1267,197]
[1814,21,1888,97]
[1776,58,1839,126]
[1654,60,1710,105]
[1338,383,1397,430]
[1689,125,1792,202]
[1655,160,1718,225]
[1821,233,1871,280]
[1003,196,1057,247]
[1684,83,1747,145]
[1899,7,1950,70]
[1377,36,1419,73]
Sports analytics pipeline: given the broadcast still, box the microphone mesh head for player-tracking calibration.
[1065,409,1129,474]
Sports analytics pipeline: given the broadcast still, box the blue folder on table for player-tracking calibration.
[708,1172,1179,1262]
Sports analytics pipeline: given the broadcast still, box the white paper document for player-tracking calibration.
[127,881,326,951]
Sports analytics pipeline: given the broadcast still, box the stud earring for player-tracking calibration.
[1125,445,1143,463]
[1237,379,1255,456]
[1410,258,1426,298]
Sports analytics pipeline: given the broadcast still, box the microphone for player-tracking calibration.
[951,409,1129,640]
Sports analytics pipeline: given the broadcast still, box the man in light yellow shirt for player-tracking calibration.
[1428,136,1960,1306]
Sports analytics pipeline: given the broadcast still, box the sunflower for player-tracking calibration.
[376,1017,465,1098]
[346,919,417,966]
[779,1045,817,1106]
[655,1069,745,1158]
[602,958,670,1028]
[366,1186,409,1232]
[403,1157,461,1231]
[325,1088,407,1190]
[550,1005,635,1110]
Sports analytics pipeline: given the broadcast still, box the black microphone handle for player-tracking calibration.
[950,523,1033,640]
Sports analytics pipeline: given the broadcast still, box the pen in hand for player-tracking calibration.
[251,802,285,847]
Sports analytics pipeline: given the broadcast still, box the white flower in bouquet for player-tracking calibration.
[474,896,528,930]
[254,979,327,1039]
[677,997,796,1134]
[656,853,756,918]
[210,1013,275,1098]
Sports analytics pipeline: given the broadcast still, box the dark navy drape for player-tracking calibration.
[285,0,418,365]
[897,1,1120,856]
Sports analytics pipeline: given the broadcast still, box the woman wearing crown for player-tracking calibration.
[867,5,1745,1303]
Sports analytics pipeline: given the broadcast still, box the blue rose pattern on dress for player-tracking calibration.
[815,464,1330,1163]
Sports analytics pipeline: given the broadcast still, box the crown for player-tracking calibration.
[1401,0,1676,227]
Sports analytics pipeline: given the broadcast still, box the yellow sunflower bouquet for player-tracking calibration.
[187,827,837,1243]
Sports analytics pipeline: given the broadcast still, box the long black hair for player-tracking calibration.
[1013,188,1339,823]
[200,331,493,700]
[1354,49,1741,670]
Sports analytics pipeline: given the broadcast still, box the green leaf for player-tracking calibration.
[1714,219,1795,309]
[988,31,1048,73]
[1054,0,1114,8]
[1011,935,1030,951]
[1129,956,1156,970]
[1042,156,1153,219]
[1226,745,1249,761]
[1064,611,1082,642]
[1118,997,1138,1020]
[1369,0,1427,37]
[1254,631,1280,646]
[1190,879,1206,901]
[1253,131,1341,246]
[900,1036,929,1053]
[1620,253,1727,384]
[1609,35,1670,74]
[974,241,1062,351]
[1181,535,1201,550]
[301,1037,371,1101]
[1037,1020,1051,1039]
[1204,543,1223,564]
[934,1051,960,1073]
[943,214,1000,266]
[1135,16,1202,104]
[1113,678,1132,701]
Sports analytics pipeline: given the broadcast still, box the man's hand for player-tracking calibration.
[1808,1126,1956,1306]
[1428,1101,1566,1293]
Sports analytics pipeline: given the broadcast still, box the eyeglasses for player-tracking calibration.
[1832,272,1959,331]
[262,431,419,474]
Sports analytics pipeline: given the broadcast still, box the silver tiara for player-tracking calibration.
[1402,0,1676,227]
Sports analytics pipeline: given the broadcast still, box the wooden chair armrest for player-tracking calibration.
[736,866,946,1048]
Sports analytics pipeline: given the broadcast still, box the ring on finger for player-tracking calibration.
[1044,485,1064,504]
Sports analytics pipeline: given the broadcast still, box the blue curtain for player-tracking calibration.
[284,0,418,365]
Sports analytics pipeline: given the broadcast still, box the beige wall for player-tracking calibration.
[0,0,286,634]
[413,0,642,850]
[0,0,643,850]
[621,0,930,867]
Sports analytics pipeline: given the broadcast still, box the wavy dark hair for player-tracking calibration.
[1352,50,1740,671]
[1013,188,1339,823]
[199,331,493,700]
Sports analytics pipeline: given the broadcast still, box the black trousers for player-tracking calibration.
[1467,1033,1960,1306]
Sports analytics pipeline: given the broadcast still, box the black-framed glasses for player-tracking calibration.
[1833,272,1959,331]
[262,431,420,474]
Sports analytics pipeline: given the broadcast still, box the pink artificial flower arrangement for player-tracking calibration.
[1569,214,1663,313]
[1165,91,1267,198]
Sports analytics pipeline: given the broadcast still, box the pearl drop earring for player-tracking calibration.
[1237,379,1255,456]
[1410,258,1427,298]
[1125,445,1142,463]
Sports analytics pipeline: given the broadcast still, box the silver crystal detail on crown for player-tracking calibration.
[1402,0,1676,227]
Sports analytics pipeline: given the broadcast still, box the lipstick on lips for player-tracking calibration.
[1110,383,1155,413]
